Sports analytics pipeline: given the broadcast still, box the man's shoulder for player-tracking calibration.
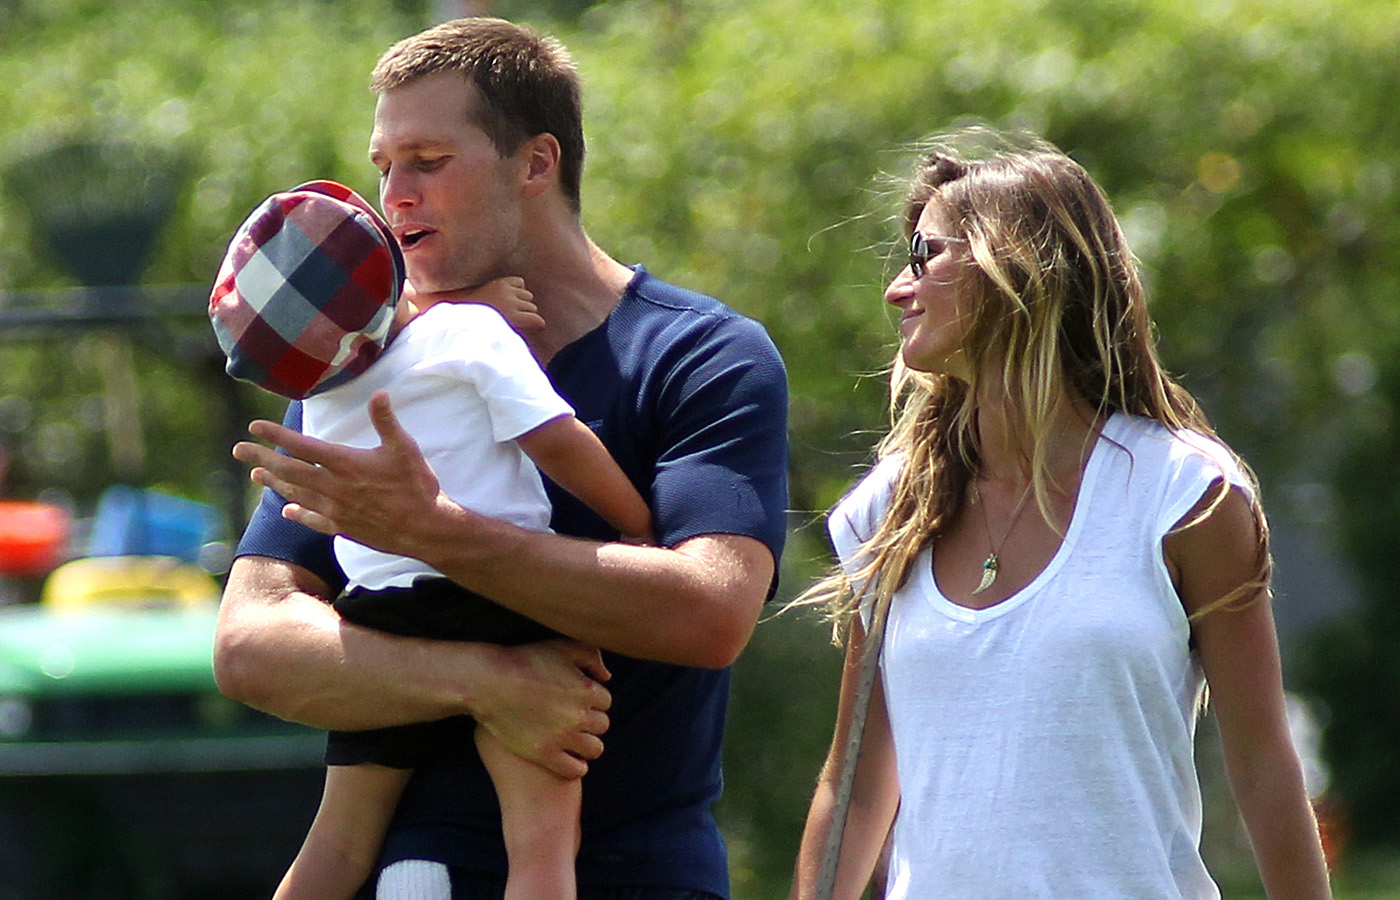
[628,268,730,317]
[614,267,779,357]
[551,267,785,410]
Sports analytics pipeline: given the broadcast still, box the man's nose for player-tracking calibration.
[380,168,418,212]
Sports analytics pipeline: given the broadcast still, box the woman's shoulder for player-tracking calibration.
[829,454,904,549]
[1105,413,1244,478]
[1102,412,1255,519]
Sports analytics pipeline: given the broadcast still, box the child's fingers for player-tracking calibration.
[512,311,547,333]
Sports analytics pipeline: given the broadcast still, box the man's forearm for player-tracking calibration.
[214,557,482,730]
[235,409,774,669]
[409,502,773,669]
[214,556,613,777]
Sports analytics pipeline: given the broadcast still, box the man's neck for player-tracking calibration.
[520,221,634,364]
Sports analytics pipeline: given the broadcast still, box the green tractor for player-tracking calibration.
[0,457,324,900]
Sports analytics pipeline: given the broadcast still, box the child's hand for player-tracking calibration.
[467,276,546,334]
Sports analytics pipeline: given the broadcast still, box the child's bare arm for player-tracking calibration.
[516,416,652,544]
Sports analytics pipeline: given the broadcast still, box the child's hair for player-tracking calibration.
[370,17,585,214]
[804,128,1269,641]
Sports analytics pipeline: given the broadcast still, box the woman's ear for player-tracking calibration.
[521,132,561,199]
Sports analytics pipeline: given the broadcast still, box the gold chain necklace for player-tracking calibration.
[969,479,1035,595]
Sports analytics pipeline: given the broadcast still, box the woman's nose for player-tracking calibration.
[885,270,915,306]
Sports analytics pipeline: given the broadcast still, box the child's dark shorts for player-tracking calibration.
[324,577,558,769]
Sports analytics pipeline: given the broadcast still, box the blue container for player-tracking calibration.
[87,486,218,564]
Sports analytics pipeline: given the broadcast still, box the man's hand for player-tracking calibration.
[217,559,612,778]
[474,640,613,778]
[233,391,446,558]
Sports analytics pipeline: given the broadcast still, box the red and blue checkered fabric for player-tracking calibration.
[210,180,405,400]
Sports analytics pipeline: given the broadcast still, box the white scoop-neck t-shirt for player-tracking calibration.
[830,413,1250,900]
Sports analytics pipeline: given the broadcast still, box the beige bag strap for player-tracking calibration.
[814,589,893,900]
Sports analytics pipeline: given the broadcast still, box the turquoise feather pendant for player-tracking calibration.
[972,553,999,595]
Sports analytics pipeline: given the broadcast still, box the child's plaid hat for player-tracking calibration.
[209,180,405,400]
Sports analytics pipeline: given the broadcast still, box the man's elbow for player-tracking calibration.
[669,535,773,668]
[212,557,336,713]
[687,596,762,669]
[211,620,269,708]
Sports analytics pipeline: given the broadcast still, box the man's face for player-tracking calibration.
[369,72,523,294]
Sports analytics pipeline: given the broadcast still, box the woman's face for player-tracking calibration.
[884,202,976,377]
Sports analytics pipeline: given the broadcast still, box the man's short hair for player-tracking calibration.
[371,17,585,215]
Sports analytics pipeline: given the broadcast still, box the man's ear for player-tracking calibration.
[521,133,561,199]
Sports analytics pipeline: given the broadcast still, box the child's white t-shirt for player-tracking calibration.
[304,302,572,591]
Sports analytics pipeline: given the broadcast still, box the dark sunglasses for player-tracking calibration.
[908,231,966,278]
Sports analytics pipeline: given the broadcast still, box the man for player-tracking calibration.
[213,16,788,900]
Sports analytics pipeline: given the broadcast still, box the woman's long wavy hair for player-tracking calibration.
[807,129,1270,642]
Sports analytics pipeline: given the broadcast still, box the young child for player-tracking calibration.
[211,180,651,900]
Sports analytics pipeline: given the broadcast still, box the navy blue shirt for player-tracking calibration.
[236,268,789,897]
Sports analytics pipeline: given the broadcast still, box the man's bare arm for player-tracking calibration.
[213,555,612,777]
[409,514,772,669]
[233,391,774,669]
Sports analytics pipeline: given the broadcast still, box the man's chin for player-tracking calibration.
[406,279,484,300]
[405,273,458,295]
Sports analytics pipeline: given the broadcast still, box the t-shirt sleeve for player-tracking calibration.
[233,401,347,593]
[827,457,900,629]
[433,304,575,442]
[1155,430,1255,538]
[648,315,789,580]
[827,456,900,575]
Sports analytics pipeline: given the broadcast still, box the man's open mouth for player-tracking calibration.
[400,229,432,249]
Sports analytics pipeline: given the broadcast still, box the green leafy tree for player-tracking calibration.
[1300,341,1400,851]
[2,0,1399,894]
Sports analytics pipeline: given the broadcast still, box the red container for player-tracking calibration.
[0,500,71,577]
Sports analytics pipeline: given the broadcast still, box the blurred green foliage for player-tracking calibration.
[1,0,1399,895]
[1303,336,1400,850]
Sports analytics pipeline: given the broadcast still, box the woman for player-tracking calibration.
[790,131,1331,900]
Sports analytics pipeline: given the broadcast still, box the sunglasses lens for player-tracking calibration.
[909,233,927,278]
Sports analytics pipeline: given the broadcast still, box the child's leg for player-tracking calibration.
[274,764,412,900]
[474,723,581,900]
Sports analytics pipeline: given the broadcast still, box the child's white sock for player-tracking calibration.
[375,859,452,900]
